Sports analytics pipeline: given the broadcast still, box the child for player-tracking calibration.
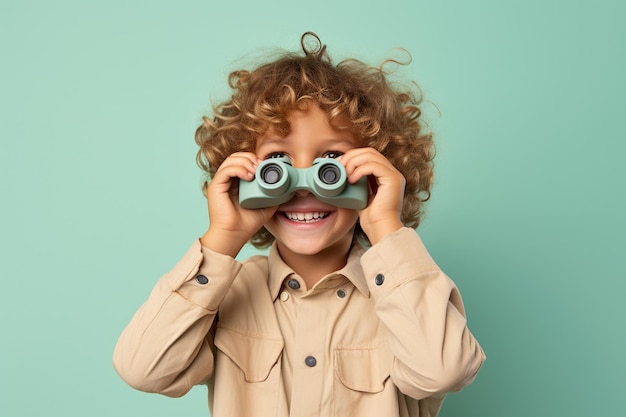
[113,32,485,417]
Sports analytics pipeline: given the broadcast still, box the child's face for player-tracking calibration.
[256,103,360,258]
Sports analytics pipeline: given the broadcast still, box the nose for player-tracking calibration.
[291,154,315,197]
[290,156,315,169]
[290,156,314,197]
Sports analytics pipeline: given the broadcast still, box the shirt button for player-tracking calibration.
[195,275,209,285]
[374,273,385,286]
[336,289,346,298]
[305,356,317,367]
[280,291,290,302]
[287,279,301,289]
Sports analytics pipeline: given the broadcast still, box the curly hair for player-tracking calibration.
[195,32,435,248]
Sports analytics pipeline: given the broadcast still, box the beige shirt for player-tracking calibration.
[113,228,485,417]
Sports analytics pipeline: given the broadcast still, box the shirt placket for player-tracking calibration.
[289,284,328,416]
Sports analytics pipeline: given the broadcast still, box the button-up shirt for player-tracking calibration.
[113,228,485,417]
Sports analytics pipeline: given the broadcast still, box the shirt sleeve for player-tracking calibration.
[112,240,242,398]
[360,227,485,399]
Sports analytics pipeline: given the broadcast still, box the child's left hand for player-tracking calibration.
[339,147,406,245]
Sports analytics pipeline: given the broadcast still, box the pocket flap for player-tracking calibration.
[334,343,392,393]
[214,327,284,383]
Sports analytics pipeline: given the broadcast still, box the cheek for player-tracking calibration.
[263,217,279,234]
[337,209,359,227]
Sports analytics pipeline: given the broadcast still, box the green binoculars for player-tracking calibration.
[239,158,368,209]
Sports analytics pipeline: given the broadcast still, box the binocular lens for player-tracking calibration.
[318,165,340,185]
[260,164,283,184]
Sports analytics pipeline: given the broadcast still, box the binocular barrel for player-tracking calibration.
[257,159,346,196]
[239,158,368,209]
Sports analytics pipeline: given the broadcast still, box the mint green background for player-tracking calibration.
[1,1,624,416]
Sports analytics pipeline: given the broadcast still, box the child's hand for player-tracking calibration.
[340,148,406,245]
[200,152,278,257]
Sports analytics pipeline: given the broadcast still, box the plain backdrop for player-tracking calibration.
[1,1,624,416]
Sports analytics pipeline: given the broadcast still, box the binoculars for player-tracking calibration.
[239,158,368,209]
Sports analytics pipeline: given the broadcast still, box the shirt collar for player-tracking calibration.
[267,241,370,301]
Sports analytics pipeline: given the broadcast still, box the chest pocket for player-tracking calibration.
[334,342,393,393]
[212,327,284,417]
[214,326,284,382]
[333,343,398,417]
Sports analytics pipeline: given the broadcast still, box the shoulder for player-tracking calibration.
[234,254,271,285]
[241,254,269,270]
[219,254,277,331]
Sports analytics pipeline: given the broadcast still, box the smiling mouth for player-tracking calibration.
[283,211,331,223]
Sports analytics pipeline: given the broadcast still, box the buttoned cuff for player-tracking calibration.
[360,227,439,299]
[167,240,242,311]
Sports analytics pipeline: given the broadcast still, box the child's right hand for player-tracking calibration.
[200,152,277,257]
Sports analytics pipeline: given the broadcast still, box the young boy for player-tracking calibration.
[113,33,484,417]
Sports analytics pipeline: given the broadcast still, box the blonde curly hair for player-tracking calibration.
[195,32,435,248]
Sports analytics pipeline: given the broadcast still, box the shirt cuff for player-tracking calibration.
[168,240,243,311]
[360,227,440,299]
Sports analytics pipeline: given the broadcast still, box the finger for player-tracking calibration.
[347,159,397,185]
[343,150,403,186]
[216,153,260,175]
[213,155,260,184]
[212,165,254,189]
[341,149,393,175]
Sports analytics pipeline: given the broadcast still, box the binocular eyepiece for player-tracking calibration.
[259,164,283,185]
[239,158,368,209]
[318,164,341,185]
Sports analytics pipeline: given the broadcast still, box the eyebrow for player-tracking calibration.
[323,138,357,146]
[257,137,356,148]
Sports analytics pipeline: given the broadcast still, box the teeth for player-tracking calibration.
[284,211,330,222]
